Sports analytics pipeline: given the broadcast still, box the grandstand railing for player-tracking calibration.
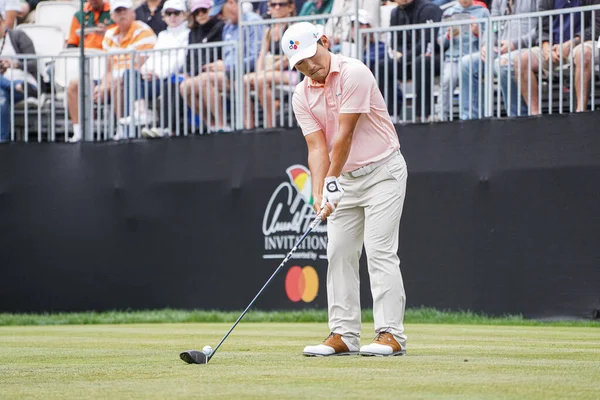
[1,3,599,142]
[359,4,600,122]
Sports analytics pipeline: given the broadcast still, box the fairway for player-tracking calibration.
[1,323,599,399]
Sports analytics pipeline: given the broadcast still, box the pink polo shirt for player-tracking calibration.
[292,53,400,173]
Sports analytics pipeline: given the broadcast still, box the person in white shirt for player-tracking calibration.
[0,0,21,29]
[120,0,189,135]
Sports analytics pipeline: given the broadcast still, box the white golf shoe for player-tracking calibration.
[303,333,359,357]
[359,332,406,356]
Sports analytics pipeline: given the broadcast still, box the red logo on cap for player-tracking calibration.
[289,40,299,50]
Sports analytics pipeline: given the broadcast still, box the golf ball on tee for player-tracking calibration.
[202,346,213,356]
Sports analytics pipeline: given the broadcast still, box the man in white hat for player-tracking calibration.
[67,0,157,142]
[282,22,409,357]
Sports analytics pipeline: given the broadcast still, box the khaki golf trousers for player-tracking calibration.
[327,151,408,348]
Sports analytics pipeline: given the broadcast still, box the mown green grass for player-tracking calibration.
[1,323,599,399]
[1,308,599,327]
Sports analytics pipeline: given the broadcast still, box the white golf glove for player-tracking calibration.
[321,176,344,210]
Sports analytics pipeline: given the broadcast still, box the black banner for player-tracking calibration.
[1,113,599,319]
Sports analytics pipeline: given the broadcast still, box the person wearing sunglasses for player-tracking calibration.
[119,0,189,137]
[67,0,157,142]
[135,0,224,137]
[180,0,264,132]
[242,0,296,129]
[187,0,225,70]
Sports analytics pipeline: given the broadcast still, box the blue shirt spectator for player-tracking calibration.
[364,41,387,64]
[222,9,264,73]
[552,0,581,43]
[436,0,489,121]
[437,0,489,61]
[180,0,264,132]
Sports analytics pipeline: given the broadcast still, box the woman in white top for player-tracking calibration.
[120,0,189,132]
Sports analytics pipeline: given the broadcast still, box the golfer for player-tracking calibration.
[282,22,409,357]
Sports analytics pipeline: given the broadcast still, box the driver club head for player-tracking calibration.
[180,350,209,364]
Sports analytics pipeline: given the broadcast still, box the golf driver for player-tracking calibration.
[180,211,325,365]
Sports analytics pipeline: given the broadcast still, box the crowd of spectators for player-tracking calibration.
[0,0,599,142]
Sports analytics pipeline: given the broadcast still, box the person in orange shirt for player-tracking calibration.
[67,0,156,142]
[66,0,114,50]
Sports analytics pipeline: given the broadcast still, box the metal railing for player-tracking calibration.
[360,4,600,123]
[1,3,600,143]
[240,12,357,130]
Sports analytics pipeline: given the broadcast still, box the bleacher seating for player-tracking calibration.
[15,24,65,84]
[35,1,78,39]
[3,2,600,141]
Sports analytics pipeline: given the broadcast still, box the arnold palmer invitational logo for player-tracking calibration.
[262,165,327,261]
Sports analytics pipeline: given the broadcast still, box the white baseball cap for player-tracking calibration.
[350,9,371,25]
[162,0,187,13]
[281,22,324,69]
[110,0,133,12]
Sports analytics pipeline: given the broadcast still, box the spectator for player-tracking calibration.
[185,0,224,76]
[251,0,268,17]
[242,0,296,129]
[67,0,156,142]
[180,0,263,132]
[0,12,37,142]
[297,0,333,17]
[460,0,536,119]
[435,0,493,8]
[254,0,305,17]
[135,0,167,35]
[135,0,225,137]
[323,0,380,51]
[436,0,488,121]
[119,0,189,135]
[376,0,443,120]
[241,0,261,17]
[515,0,600,115]
[16,0,39,24]
[1,0,21,29]
[66,0,114,50]
[186,0,224,67]
[351,9,386,64]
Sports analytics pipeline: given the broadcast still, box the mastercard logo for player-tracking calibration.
[285,266,319,302]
